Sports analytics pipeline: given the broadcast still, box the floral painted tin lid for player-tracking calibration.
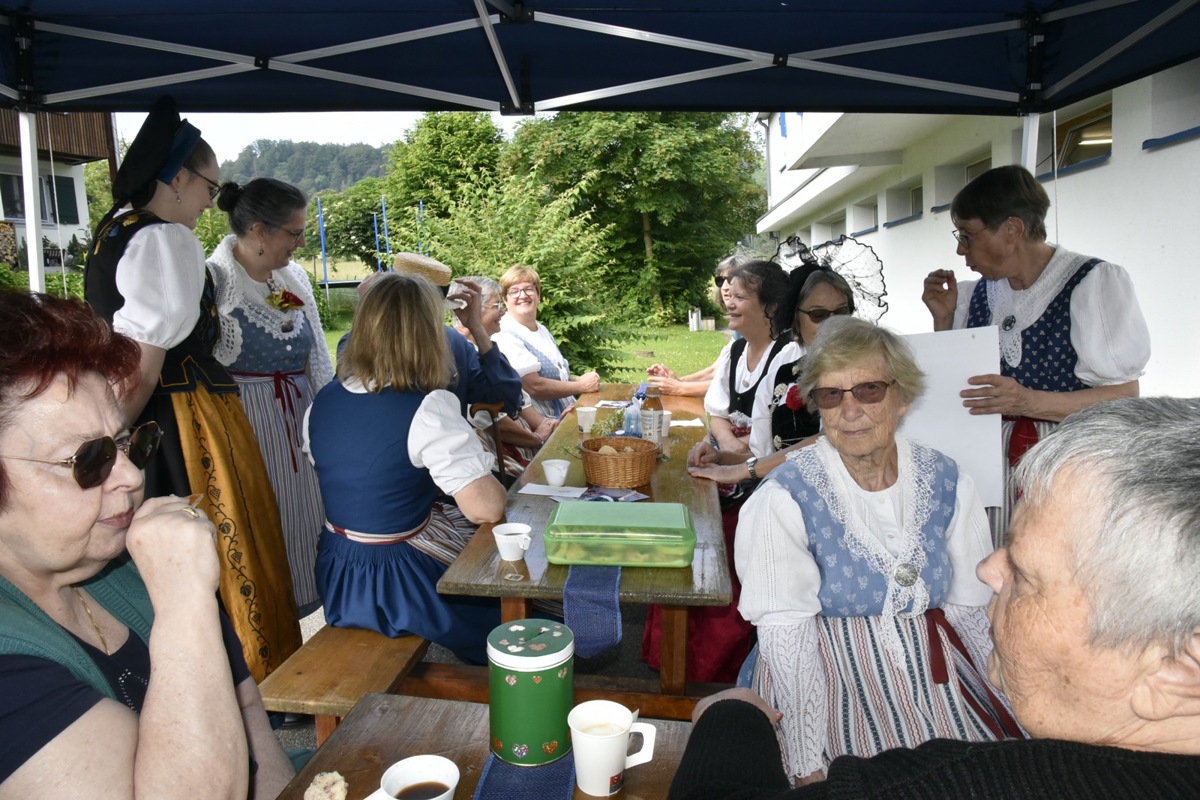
[486,619,575,670]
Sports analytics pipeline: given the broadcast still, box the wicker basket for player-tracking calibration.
[579,436,661,488]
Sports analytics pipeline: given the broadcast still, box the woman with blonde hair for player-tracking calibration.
[497,264,600,418]
[304,272,504,664]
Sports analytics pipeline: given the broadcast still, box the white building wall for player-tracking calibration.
[0,156,91,263]
[758,61,1200,398]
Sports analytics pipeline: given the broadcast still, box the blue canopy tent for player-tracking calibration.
[3,0,1199,282]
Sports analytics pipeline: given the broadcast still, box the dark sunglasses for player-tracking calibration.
[0,422,162,489]
[713,275,729,288]
[811,381,895,410]
[796,305,852,324]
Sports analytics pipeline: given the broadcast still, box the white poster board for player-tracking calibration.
[898,327,1003,508]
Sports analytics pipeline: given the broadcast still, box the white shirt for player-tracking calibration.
[951,244,1150,386]
[110,211,207,349]
[703,337,802,458]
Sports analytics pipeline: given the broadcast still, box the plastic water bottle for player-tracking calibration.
[622,399,642,438]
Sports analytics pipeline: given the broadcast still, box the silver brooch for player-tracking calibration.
[894,563,918,587]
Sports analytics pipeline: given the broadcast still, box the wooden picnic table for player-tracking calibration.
[277,693,693,800]
[426,385,731,719]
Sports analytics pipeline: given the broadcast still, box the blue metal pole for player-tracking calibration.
[381,195,392,262]
[372,212,381,271]
[317,196,330,303]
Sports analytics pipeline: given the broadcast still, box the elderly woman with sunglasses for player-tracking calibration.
[84,97,300,682]
[922,165,1150,546]
[735,317,1015,786]
[208,178,334,618]
[0,291,295,798]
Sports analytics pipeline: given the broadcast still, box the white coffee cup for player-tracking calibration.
[567,700,656,796]
[378,754,459,800]
[576,406,598,433]
[659,411,673,456]
[542,459,570,486]
[492,523,532,561]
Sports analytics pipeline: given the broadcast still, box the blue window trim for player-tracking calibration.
[1035,152,1110,181]
[882,212,922,229]
[850,225,878,237]
[930,203,951,213]
[1143,124,1200,151]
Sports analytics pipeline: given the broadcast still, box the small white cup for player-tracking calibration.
[576,406,598,433]
[542,459,570,486]
[659,411,673,456]
[379,754,459,800]
[493,523,532,562]
[568,700,656,796]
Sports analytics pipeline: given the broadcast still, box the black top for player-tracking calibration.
[766,356,821,451]
[668,700,1200,800]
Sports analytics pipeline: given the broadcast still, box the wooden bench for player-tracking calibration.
[258,626,430,745]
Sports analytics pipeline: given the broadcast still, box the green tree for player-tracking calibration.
[504,112,764,322]
[386,112,503,220]
[83,159,113,233]
[421,169,628,374]
[317,178,387,269]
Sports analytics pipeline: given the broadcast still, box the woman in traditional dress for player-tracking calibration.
[922,164,1150,545]
[737,316,1018,785]
[208,178,333,617]
[642,260,800,684]
[304,272,504,664]
[83,96,300,682]
[497,264,600,418]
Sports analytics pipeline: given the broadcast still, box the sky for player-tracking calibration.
[114,110,526,162]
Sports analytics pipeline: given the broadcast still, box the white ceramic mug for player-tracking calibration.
[493,523,532,561]
[377,754,459,800]
[542,459,570,486]
[576,406,598,433]
[567,700,656,796]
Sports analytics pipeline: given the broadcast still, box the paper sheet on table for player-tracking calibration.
[899,327,1002,508]
[669,418,705,427]
[519,483,588,498]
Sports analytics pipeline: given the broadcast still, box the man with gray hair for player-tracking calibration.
[669,396,1200,799]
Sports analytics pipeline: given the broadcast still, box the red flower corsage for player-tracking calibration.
[785,384,806,411]
[267,289,305,311]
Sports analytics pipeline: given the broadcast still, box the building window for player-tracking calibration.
[1056,105,1112,169]
[965,157,991,183]
[0,174,79,225]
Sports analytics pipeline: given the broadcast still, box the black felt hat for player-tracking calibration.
[112,95,201,207]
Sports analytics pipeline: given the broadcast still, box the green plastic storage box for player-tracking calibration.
[543,501,696,567]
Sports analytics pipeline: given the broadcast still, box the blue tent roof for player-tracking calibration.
[2,0,1198,115]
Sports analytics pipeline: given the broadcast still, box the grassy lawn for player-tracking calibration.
[324,312,728,384]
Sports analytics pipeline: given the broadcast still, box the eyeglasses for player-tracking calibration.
[713,275,728,288]
[950,229,975,249]
[271,224,305,245]
[810,381,895,410]
[482,302,505,312]
[796,305,852,324]
[0,422,162,490]
[506,286,537,298]
[184,166,221,200]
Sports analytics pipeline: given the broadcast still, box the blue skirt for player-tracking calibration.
[315,529,499,664]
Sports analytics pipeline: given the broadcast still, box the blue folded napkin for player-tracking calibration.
[472,752,575,800]
[563,565,622,658]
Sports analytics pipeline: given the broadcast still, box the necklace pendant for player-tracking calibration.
[281,318,294,333]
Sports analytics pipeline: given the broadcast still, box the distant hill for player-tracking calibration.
[221,140,390,196]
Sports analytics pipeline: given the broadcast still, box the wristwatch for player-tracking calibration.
[746,456,759,481]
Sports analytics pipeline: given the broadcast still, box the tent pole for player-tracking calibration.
[1020,113,1040,173]
[18,110,45,293]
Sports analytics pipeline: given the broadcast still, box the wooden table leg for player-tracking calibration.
[500,596,532,622]
[659,605,689,695]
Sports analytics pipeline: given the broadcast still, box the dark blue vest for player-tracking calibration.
[307,382,437,533]
[965,259,1099,392]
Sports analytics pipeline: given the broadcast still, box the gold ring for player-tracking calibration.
[181,506,201,519]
